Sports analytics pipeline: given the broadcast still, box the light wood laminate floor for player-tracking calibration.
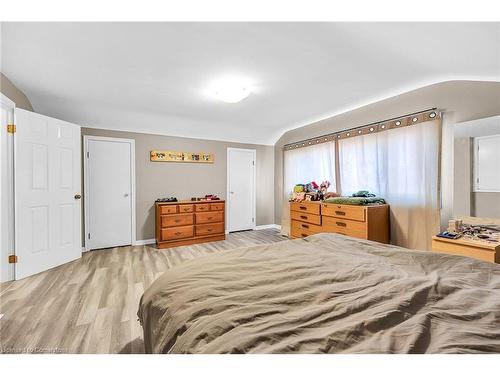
[0,229,286,354]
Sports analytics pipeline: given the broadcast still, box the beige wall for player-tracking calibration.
[0,73,33,111]
[81,128,275,241]
[274,80,500,225]
[473,193,500,219]
[453,137,472,217]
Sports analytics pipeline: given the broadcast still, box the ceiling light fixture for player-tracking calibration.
[429,112,436,118]
[208,76,253,103]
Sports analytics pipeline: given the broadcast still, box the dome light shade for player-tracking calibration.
[209,76,253,103]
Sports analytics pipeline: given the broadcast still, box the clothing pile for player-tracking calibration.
[323,190,386,205]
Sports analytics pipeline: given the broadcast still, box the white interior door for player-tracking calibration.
[1,95,15,282]
[227,148,256,232]
[85,136,134,250]
[15,109,81,280]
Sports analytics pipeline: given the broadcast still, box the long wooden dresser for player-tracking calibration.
[290,201,390,243]
[155,200,225,249]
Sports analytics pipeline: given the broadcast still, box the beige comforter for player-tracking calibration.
[138,233,500,353]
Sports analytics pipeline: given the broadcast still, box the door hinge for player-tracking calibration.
[7,124,16,133]
[252,161,255,166]
[8,255,17,264]
[252,217,255,222]
[87,151,90,158]
[88,233,91,239]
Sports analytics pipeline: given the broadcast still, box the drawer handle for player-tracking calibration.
[301,224,309,229]
[336,222,347,227]
[301,233,308,237]
[174,219,181,223]
[299,206,307,210]
[175,231,182,236]
[300,215,308,219]
[182,208,190,211]
[335,211,346,216]
[207,228,213,232]
[207,216,213,220]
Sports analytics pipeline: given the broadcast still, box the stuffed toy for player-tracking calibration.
[294,184,305,193]
[291,192,306,202]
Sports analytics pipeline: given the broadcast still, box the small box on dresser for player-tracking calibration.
[290,201,390,244]
[155,200,226,249]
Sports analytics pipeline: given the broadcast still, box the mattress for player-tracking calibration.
[138,233,500,353]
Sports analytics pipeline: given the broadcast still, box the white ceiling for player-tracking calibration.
[1,22,499,145]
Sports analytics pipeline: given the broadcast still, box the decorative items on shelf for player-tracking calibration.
[150,150,214,163]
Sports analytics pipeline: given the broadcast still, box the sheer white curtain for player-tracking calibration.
[339,120,440,250]
[281,141,336,235]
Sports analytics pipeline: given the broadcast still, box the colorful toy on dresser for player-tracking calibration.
[289,180,339,202]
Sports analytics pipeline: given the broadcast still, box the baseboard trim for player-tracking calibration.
[255,224,281,231]
[133,238,156,246]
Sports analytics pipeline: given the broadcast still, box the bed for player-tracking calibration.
[138,233,500,353]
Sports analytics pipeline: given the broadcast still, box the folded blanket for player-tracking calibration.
[323,196,386,205]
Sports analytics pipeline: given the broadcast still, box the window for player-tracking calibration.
[281,141,336,235]
[474,135,500,192]
[283,141,336,198]
[337,121,440,250]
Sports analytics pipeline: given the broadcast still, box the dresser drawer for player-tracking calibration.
[161,213,193,228]
[196,211,224,224]
[161,225,194,241]
[322,204,366,222]
[290,202,320,215]
[291,219,322,237]
[290,210,321,225]
[210,202,225,211]
[178,204,194,213]
[160,205,178,215]
[322,216,367,239]
[196,222,224,236]
[195,204,210,212]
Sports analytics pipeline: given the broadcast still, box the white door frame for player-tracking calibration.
[0,93,15,282]
[226,147,256,233]
[83,135,136,251]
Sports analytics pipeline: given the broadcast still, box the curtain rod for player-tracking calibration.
[283,107,439,150]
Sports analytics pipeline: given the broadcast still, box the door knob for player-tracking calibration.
[74,194,82,200]
[230,191,234,194]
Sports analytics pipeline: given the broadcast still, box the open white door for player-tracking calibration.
[15,109,82,280]
[227,148,256,232]
[84,136,135,250]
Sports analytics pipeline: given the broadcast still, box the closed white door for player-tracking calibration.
[15,109,81,280]
[85,137,134,250]
[227,148,256,232]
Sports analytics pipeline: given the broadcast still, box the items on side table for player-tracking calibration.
[432,218,500,263]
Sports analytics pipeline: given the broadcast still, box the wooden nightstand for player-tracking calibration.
[431,235,500,263]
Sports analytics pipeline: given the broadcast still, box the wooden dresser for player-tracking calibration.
[290,201,390,243]
[155,200,225,249]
